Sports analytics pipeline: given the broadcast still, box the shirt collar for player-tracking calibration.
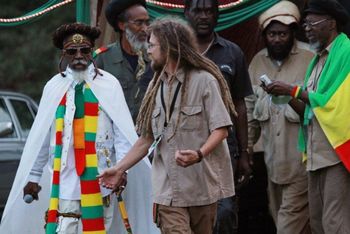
[160,68,185,84]
[212,33,226,47]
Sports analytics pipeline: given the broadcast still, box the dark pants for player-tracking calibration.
[213,196,238,234]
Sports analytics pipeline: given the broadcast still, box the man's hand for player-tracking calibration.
[23,182,41,201]
[175,150,201,168]
[97,167,126,191]
[262,81,293,96]
[235,151,253,190]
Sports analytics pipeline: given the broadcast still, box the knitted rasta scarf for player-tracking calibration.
[46,83,106,234]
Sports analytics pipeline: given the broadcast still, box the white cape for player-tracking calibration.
[0,66,159,234]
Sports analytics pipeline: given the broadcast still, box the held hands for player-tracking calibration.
[97,168,127,191]
[175,150,201,168]
[23,181,42,201]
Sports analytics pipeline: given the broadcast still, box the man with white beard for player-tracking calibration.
[0,22,158,234]
[95,0,153,122]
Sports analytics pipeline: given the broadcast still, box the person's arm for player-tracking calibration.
[98,135,153,190]
[175,127,228,167]
[233,98,252,173]
[23,130,51,200]
[263,81,310,116]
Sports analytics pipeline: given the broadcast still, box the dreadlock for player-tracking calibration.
[136,17,236,137]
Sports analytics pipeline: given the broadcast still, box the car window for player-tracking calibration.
[0,98,17,138]
[10,99,34,137]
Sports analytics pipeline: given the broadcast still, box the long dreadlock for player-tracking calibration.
[136,17,236,137]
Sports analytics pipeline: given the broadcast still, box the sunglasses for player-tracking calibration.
[64,47,92,56]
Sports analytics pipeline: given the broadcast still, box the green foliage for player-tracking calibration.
[0,0,75,101]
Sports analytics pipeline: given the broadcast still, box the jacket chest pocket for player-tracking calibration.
[151,107,162,137]
[180,106,202,131]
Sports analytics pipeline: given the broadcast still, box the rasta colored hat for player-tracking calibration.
[259,1,300,30]
[304,0,350,25]
[52,23,101,49]
[105,0,146,32]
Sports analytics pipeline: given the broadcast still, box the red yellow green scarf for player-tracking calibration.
[46,83,106,234]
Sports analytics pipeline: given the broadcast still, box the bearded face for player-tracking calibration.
[264,22,294,61]
[63,36,92,72]
[125,26,148,51]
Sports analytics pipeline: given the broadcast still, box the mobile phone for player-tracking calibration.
[259,74,272,86]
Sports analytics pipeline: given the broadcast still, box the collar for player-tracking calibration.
[317,41,333,57]
[160,68,185,84]
[212,33,226,47]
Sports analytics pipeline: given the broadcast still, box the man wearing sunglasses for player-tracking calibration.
[263,0,350,233]
[94,0,153,122]
[1,23,157,234]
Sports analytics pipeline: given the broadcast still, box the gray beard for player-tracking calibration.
[309,41,322,53]
[71,69,88,82]
[125,27,147,52]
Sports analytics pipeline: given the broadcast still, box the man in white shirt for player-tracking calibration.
[0,23,158,234]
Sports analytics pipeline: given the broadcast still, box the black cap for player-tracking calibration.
[105,0,146,32]
[304,0,350,25]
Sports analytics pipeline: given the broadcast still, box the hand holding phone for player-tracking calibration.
[259,74,272,86]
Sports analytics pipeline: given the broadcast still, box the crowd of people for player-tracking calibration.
[1,0,349,233]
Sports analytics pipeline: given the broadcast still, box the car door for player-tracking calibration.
[0,94,36,213]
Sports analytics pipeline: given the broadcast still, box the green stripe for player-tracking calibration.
[54,145,62,157]
[85,132,96,141]
[55,105,65,118]
[80,167,98,181]
[50,184,59,197]
[84,87,98,103]
[75,83,85,118]
[81,206,104,219]
[46,223,58,234]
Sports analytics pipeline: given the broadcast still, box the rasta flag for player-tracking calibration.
[299,33,350,172]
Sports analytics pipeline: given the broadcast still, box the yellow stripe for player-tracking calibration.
[83,231,106,234]
[86,154,98,167]
[81,193,103,207]
[56,118,64,132]
[118,201,128,219]
[49,198,59,210]
[314,73,350,147]
[53,158,61,171]
[85,116,98,132]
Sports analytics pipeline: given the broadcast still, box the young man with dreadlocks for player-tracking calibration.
[0,23,158,234]
[98,17,236,234]
[184,0,253,233]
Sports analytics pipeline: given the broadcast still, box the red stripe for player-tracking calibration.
[335,139,350,172]
[85,141,96,154]
[56,131,62,145]
[75,149,86,176]
[52,171,60,184]
[81,180,101,194]
[47,210,58,223]
[82,217,105,231]
[59,94,66,105]
[85,102,99,116]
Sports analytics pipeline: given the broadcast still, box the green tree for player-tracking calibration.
[0,0,75,101]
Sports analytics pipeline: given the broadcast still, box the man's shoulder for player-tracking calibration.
[215,35,243,53]
[93,42,120,58]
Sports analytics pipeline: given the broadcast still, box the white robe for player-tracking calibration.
[0,65,159,234]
